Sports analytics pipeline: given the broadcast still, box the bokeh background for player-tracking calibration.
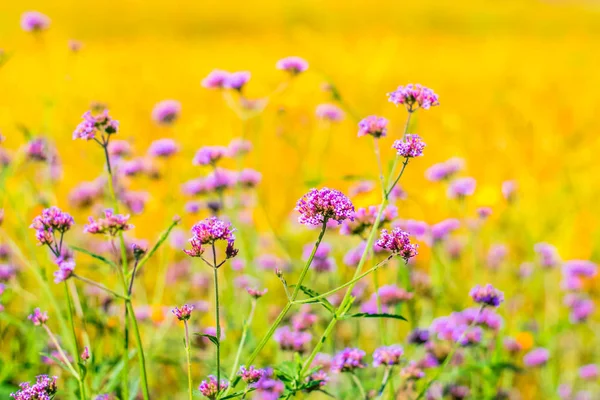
[1,0,600,398]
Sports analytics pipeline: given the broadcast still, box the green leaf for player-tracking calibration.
[291,285,334,313]
[194,333,219,346]
[71,246,117,268]
[77,362,88,379]
[343,312,407,321]
[220,389,255,399]
[490,362,522,373]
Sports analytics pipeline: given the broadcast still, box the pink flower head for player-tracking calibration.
[185,217,237,261]
[425,157,465,182]
[202,69,231,89]
[81,347,90,361]
[291,306,319,331]
[237,169,262,188]
[295,188,355,226]
[84,209,133,236]
[563,260,597,278]
[501,180,517,202]
[448,177,476,199]
[376,227,418,262]
[523,348,549,367]
[274,326,312,353]
[193,146,228,166]
[239,365,265,384]
[21,11,50,32]
[469,284,504,307]
[225,71,251,91]
[340,205,397,236]
[430,218,460,242]
[53,260,75,283]
[276,56,309,75]
[172,304,194,321]
[228,138,252,157]
[477,207,493,219]
[377,285,413,305]
[393,134,426,158]
[73,110,119,141]
[316,104,344,122]
[108,140,132,157]
[534,242,560,269]
[148,138,179,157]
[30,207,74,237]
[331,348,367,373]
[151,100,181,125]
[246,287,268,299]
[10,375,57,399]
[579,364,598,380]
[358,115,388,138]
[387,84,439,112]
[28,308,49,326]
[198,375,228,400]
[25,138,49,162]
[373,345,404,367]
[401,362,425,380]
[204,168,237,192]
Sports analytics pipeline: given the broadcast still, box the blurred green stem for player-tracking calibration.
[65,282,87,400]
[228,299,257,383]
[184,320,193,400]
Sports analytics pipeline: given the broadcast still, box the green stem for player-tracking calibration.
[184,320,193,400]
[376,366,392,398]
[350,372,367,400]
[73,274,129,300]
[65,283,87,400]
[126,300,151,400]
[228,300,257,382]
[43,324,80,379]
[373,265,387,345]
[212,257,222,396]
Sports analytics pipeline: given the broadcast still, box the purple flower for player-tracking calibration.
[69,179,105,208]
[579,364,598,380]
[30,207,74,248]
[73,110,119,140]
[295,188,355,226]
[246,287,268,299]
[202,69,231,89]
[53,260,75,284]
[401,362,425,380]
[503,337,522,354]
[291,307,319,331]
[332,348,367,373]
[430,218,460,242]
[340,205,397,236]
[376,227,418,262]
[373,345,404,367]
[273,325,312,353]
[343,242,369,267]
[377,285,413,305]
[408,328,430,345]
[193,146,229,166]
[254,372,285,400]
[81,347,90,361]
[276,56,309,75]
[225,71,251,91]
[204,168,237,192]
[316,104,344,122]
[21,11,50,32]
[228,138,252,157]
[184,217,237,260]
[470,284,504,307]
[84,210,133,236]
[448,177,476,199]
[198,375,228,400]
[148,138,179,157]
[25,138,49,162]
[10,375,57,399]
[393,134,426,158]
[387,84,439,112]
[487,244,508,270]
[358,116,388,138]
[534,243,560,269]
[302,242,335,273]
[563,260,597,278]
[28,308,48,326]
[565,295,594,323]
[151,100,181,125]
[477,207,493,219]
[501,180,517,201]
[523,348,549,367]
[239,365,264,384]
[238,169,262,188]
[172,304,194,321]
[425,158,465,182]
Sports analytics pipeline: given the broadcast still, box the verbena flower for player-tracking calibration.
[254,371,285,399]
[295,188,354,226]
[237,169,262,188]
[21,11,50,32]
[302,242,335,273]
[202,69,231,89]
[30,207,74,248]
[501,180,517,202]
[151,100,181,125]
[225,71,251,91]
[407,328,430,345]
[562,260,597,278]
[387,84,439,112]
[193,146,229,166]
[477,207,493,219]
[534,242,560,269]
[430,218,460,243]
[358,115,388,138]
[447,177,476,199]
[377,285,413,305]
[10,375,57,399]
[305,370,329,392]
[375,227,418,262]
[184,217,238,260]
[373,345,404,367]
[84,210,133,236]
[523,348,549,367]
[487,244,508,270]
[469,284,504,307]
[579,364,598,381]
[148,138,179,157]
[238,365,264,384]
[53,260,75,284]
[291,306,319,331]
[246,287,268,299]
[425,158,464,182]
[276,56,309,75]
[393,134,426,158]
[331,348,367,373]
[228,138,252,157]
[340,205,397,236]
[69,179,105,208]
[273,326,312,353]
[28,308,48,326]
[401,362,425,380]
[172,304,194,321]
[73,110,119,140]
[198,375,228,400]
[316,104,344,122]
[25,138,49,162]
[81,347,90,361]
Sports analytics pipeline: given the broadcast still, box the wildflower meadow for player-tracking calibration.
[1,1,599,399]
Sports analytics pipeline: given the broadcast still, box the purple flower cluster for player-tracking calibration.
[151,100,181,125]
[73,110,119,140]
[487,244,508,270]
[184,217,238,260]
[147,138,179,157]
[228,138,252,157]
[53,260,75,283]
[276,56,309,75]
[392,134,426,158]
[10,375,57,399]
[373,345,404,367]
[523,347,549,367]
[84,210,133,236]
[198,375,228,400]
[377,285,414,305]
[375,227,418,262]
[502,180,517,201]
[295,188,355,226]
[21,11,50,32]
[358,116,388,138]
[469,284,504,307]
[303,242,335,272]
[69,179,105,208]
[316,104,344,122]
[401,362,425,380]
[407,328,430,345]
[254,370,285,400]
[291,306,319,331]
[30,207,74,247]
[172,304,194,321]
[238,365,264,384]
[447,177,476,199]
[534,242,560,269]
[273,325,312,353]
[430,218,460,243]
[28,308,48,326]
[387,84,439,112]
[193,146,229,166]
[564,294,594,323]
[331,348,367,373]
[340,205,397,236]
[237,168,262,188]
[425,157,464,182]
[246,287,268,299]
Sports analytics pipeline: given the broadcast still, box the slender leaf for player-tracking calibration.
[194,333,219,346]
[290,285,334,313]
[343,312,407,321]
[220,388,256,399]
[71,246,117,268]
